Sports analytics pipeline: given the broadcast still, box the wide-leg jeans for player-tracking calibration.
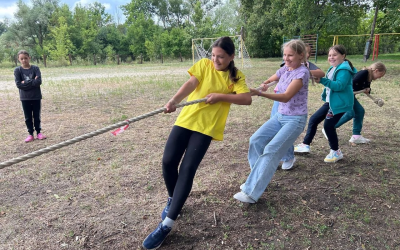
[242,112,307,202]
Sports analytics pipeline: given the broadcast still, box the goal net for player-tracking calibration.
[192,35,252,69]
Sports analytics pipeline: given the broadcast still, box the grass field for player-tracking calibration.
[0,54,399,250]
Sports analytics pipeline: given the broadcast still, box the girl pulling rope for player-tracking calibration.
[142,37,252,250]
[334,62,386,144]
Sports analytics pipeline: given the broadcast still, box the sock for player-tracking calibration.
[162,217,175,228]
[352,135,361,139]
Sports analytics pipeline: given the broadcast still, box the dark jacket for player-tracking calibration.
[352,70,371,93]
[14,65,42,100]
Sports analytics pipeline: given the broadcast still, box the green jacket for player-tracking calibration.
[320,61,357,115]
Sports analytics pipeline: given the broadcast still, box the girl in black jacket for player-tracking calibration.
[14,50,47,142]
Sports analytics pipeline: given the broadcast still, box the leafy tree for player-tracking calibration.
[45,16,75,64]
[8,0,59,56]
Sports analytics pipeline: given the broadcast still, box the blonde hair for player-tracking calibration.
[362,62,386,82]
[369,62,386,73]
[282,39,314,84]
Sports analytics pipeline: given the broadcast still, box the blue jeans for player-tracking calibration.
[242,112,307,201]
[270,93,293,162]
[335,96,364,135]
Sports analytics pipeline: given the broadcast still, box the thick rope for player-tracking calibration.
[0,98,207,169]
[353,88,384,107]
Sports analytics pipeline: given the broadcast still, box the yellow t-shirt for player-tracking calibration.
[175,58,249,141]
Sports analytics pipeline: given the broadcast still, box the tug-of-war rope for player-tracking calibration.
[0,98,208,169]
[0,83,381,169]
[353,88,384,107]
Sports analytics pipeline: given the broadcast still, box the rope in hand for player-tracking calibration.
[353,88,384,107]
[0,98,207,169]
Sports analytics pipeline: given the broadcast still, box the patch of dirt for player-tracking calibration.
[1,60,400,250]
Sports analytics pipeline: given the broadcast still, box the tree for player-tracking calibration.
[8,0,59,57]
[46,16,75,64]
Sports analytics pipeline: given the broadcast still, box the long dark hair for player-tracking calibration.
[329,45,355,70]
[212,37,239,83]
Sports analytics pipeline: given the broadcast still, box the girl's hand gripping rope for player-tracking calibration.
[165,98,179,113]
[250,80,278,96]
[205,93,221,104]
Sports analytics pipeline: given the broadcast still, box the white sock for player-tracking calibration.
[162,217,175,228]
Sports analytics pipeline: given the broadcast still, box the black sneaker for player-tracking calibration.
[161,197,172,220]
[142,222,172,250]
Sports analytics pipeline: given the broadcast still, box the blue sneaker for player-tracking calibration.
[161,197,172,220]
[142,222,172,250]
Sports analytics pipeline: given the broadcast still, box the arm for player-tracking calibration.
[252,79,303,103]
[14,68,34,90]
[260,74,279,91]
[319,70,353,91]
[310,69,325,78]
[31,66,42,87]
[164,75,199,113]
[206,92,252,105]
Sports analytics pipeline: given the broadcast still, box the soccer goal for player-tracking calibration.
[192,35,252,69]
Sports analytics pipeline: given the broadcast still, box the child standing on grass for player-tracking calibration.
[14,50,46,142]
[233,39,310,204]
[142,37,252,250]
[334,62,386,144]
[294,45,357,163]
[269,43,325,169]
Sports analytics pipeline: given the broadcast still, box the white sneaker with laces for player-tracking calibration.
[294,143,310,153]
[233,191,256,203]
[349,135,370,144]
[324,149,343,163]
[282,157,296,170]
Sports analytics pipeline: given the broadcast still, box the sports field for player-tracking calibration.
[1,55,399,249]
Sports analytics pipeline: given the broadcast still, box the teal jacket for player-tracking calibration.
[320,61,357,115]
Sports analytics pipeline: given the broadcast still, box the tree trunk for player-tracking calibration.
[69,54,72,66]
[140,53,143,64]
[13,55,17,67]
[93,53,96,65]
[180,52,182,62]
[364,4,379,62]
[43,54,47,67]
[161,53,163,64]
[117,54,120,65]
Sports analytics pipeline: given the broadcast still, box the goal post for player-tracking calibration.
[192,35,252,69]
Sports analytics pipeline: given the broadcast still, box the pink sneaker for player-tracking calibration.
[37,133,47,140]
[25,135,34,142]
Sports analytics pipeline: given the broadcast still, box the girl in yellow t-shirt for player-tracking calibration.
[142,37,252,250]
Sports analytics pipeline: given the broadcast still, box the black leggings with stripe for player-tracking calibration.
[162,126,212,220]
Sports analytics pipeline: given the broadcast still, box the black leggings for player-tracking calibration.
[21,100,42,135]
[162,126,212,220]
[303,102,345,151]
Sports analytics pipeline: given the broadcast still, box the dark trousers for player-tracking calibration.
[303,102,345,151]
[21,100,42,135]
[162,126,212,220]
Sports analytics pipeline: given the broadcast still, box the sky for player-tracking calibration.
[0,0,131,23]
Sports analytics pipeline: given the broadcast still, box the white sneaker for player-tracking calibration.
[233,191,256,203]
[282,157,296,170]
[322,128,328,140]
[324,149,343,163]
[294,143,310,153]
[349,135,370,144]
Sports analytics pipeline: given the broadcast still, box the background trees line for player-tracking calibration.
[0,0,399,66]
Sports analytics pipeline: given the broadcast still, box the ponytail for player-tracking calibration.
[212,37,239,83]
[228,61,239,83]
[344,59,355,71]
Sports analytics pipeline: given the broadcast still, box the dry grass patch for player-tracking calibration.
[1,57,399,249]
